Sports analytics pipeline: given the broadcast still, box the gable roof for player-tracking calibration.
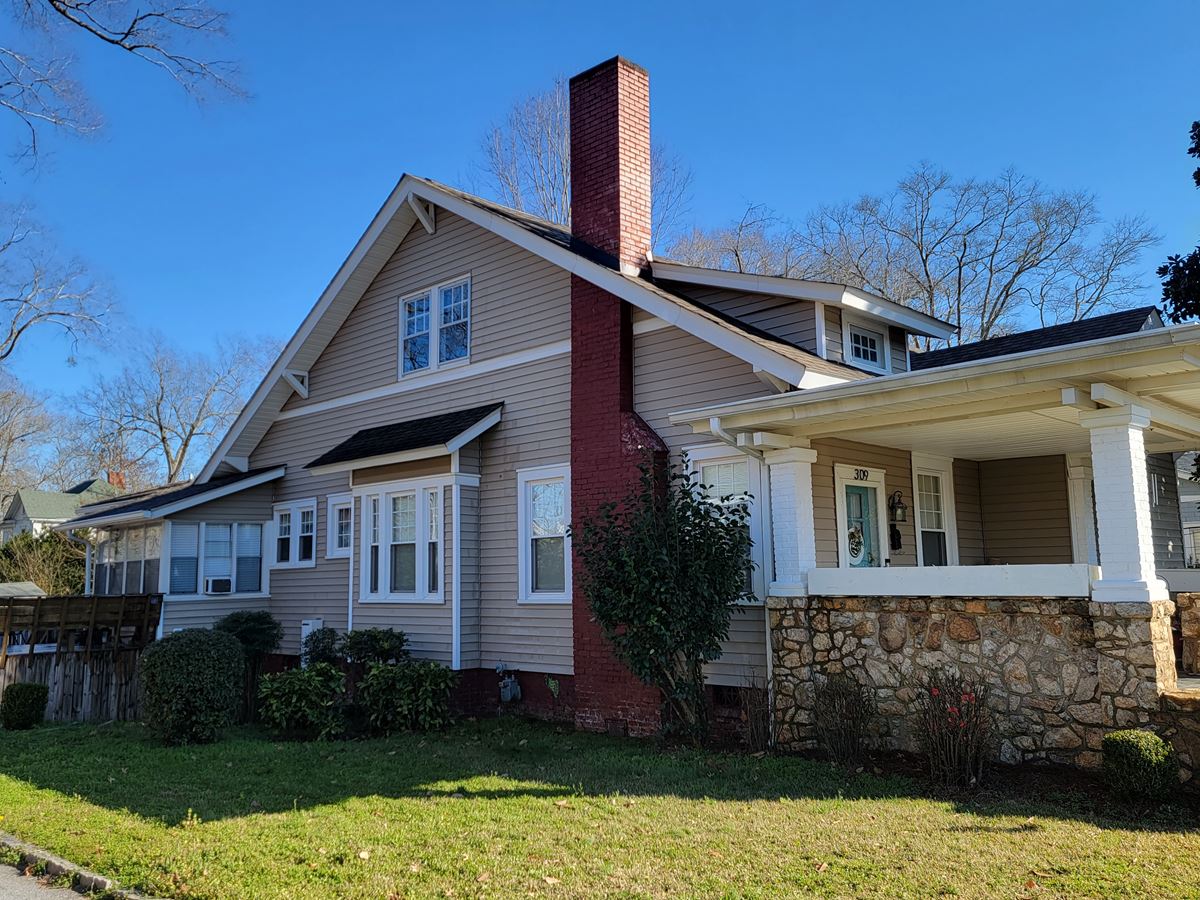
[198,176,869,482]
[307,402,504,473]
[911,307,1163,371]
[65,478,122,498]
[60,467,285,529]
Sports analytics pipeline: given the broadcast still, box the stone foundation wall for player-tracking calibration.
[1177,592,1200,674]
[770,595,1180,774]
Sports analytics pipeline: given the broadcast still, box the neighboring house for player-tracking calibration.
[2,479,122,543]
[1179,452,1200,567]
[59,57,1200,765]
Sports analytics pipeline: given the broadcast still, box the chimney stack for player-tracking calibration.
[569,57,652,272]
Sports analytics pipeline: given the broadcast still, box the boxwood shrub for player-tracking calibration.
[1,682,49,730]
[140,628,244,745]
[258,662,346,740]
[1102,729,1178,802]
[359,659,457,734]
[342,628,408,666]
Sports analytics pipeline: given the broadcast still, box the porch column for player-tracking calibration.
[1065,453,1099,566]
[1079,405,1168,603]
[764,446,819,595]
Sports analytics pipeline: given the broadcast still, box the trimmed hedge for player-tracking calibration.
[343,628,409,666]
[259,663,346,741]
[140,629,244,745]
[1102,729,1178,802]
[1,682,48,730]
[359,659,457,734]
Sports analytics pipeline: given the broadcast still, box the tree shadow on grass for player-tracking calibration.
[0,717,1196,835]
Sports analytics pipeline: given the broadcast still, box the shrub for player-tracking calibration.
[915,669,992,788]
[814,674,876,765]
[141,629,244,745]
[358,659,457,734]
[1,683,48,730]
[302,627,344,667]
[259,663,345,740]
[343,628,409,666]
[1103,729,1178,802]
[214,611,283,664]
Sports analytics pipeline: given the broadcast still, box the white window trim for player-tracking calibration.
[163,519,271,601]
[686,444,769,605]
[326,492,352,559]
[517,463,572,604]
[355,476,445,604]
[841,312,891,374]
[833,463,890,568]
[397,274,472,379]
[272,498,318,569]
[911,453,960,566]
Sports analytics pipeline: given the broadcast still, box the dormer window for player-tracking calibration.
[399,276,471,376]
[843,315,890,374]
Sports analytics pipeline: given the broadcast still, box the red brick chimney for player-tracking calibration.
[568,57,666,736]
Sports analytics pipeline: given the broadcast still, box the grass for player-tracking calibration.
[0,720,1197,898]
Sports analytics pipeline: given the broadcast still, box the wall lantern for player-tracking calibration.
[888,490,908,523]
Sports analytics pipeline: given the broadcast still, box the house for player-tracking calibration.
[1179,452,1199,567]
[58,56,1200,769]
[2,478,123,543]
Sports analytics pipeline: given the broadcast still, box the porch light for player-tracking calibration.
[888,491,907,523]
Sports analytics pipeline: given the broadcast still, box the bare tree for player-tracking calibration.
[670,163,1159,347]
[3,0,239,160]
[74,334,277,485]
[0,372,52,496]
[479,76,694,246]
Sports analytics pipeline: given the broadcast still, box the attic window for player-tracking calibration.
[843,316,890,373]
[399,277,471,377]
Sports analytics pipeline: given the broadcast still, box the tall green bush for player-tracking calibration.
[140,629,243,745]
[342,628,408,666]
[258,663,346,741]
[1,683,49,730]
[302,627,344,667]
[215,610,283,720]
[358,660,457,734]
[574,459,752,742]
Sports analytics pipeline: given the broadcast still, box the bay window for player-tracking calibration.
[326,494,352,559]
[360,484,442,602]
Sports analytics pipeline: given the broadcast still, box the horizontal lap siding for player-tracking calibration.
[458,483,481,668]
[665,285,820,354]
[889,327,909,373]
[978,455,1072,564]
[812,438,917,568]
[251,212,572,667]
[634,325,773,685]
[167,484,275,522]
[953,459,986,565]
[161,596,269,632]
[825,307,843,361]
[1147,453,1184,569]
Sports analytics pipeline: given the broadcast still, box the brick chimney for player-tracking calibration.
[568,57,666,737]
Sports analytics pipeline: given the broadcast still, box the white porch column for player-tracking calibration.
[1065,453,1099,566]
[1079,405,1168,603]
[764,446,819,596]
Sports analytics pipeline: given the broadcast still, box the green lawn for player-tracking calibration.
[0,720,1197,899]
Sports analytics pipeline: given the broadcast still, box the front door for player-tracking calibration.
[845,484,880,567]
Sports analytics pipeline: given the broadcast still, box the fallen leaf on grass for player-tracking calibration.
[1024,879,1040,891]
[476,872,491,882]
[814,862,829,873]
[543,876,561,885]
[554,799,571,808]
[358,850,371,861]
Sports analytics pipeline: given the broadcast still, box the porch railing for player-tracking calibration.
[0,593,163,664]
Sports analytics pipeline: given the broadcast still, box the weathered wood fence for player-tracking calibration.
[0,594,161,722]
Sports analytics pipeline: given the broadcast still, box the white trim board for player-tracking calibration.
[807,563,1096,598]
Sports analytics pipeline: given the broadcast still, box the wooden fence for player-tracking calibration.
[0,594,161,722]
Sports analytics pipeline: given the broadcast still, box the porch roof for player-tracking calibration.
[670,322,1200,460]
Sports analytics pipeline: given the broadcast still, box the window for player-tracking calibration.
[517,465,571,603]
[203,523,233,588]
[689,447,768,602]
[834,464,889,568]
[326,494,352,559]
[235,524,263,592]
[912,454,958,567]
[398,277,471,376]
[272,500,317,569]
[164,522,262,596]
[359,484,442,601]
[169,522,199,594]
[842,315,890,373]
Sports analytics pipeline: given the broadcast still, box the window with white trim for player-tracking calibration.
[169,522,199,594]
[360,484,442,602]
[517,465,570,603]
[398,277,471,376]
[326,494,352,559]
[95,524,161,596]
[164,521,263,596]
[912,454,959,567]
[688,447,768,603]
[842,315,890,374]
[273,499,317,569]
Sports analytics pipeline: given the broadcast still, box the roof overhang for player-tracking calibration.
[649,260,957,341]
[306,405,502,476]
[57,466,286,530]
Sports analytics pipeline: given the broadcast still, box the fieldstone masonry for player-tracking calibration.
[770,594,1192,778]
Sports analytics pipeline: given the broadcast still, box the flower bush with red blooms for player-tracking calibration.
[915,669,993,787]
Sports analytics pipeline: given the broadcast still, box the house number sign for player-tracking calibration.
[852,468,871,481]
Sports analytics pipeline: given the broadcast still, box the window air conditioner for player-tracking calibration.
[204,576,233,595]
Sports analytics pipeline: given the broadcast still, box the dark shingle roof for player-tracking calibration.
[67,468,282,526]
[910,307,1163,371]
[307,402,504,470]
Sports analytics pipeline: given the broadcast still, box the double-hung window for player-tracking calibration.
[360,485,441,601]
[326,494,352,559]
[95,525,162,596]
[843,315,890,373]
[911,454,958,566]
[273,499,317,569]
[689,448,767,602]
[517,465,570,603]
[398,277,471,376]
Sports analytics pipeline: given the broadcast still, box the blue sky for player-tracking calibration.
[4,0,1197,395]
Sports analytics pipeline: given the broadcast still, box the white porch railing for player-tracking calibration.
[802,564,1099,599]
[1160,569,1200,593]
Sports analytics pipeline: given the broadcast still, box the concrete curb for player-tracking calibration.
[0,832,161,898]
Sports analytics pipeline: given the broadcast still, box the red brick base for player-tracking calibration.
[452,668,577,724]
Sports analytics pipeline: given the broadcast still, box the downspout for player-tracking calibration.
[346,496,355,633]
[450,450,462,670]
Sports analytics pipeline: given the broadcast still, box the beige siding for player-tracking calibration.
[292,210,569,410]
[812,438,917,568]
[1148,452,1184,569]
[634,324,773,686]
[825,306,843,361]
[167,483,275,523]
[661,284,820,354]
[889,327,909,373]
[457,482,482,668]
[978,455,1072,564]
[953,459,986,565]
[160,596,270,633]
[353,456,452,485]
